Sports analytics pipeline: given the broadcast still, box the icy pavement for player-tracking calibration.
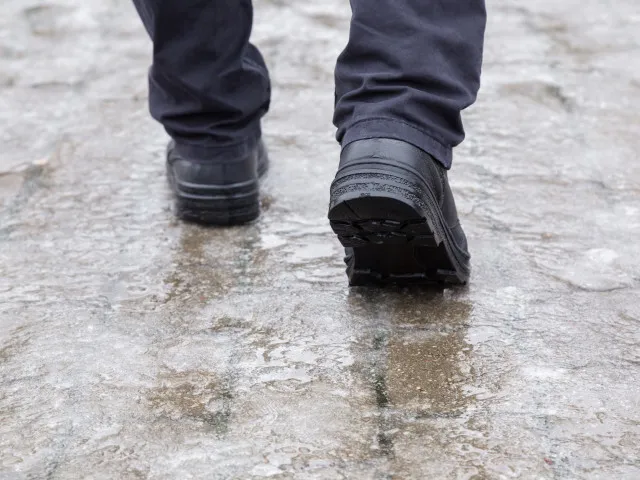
[1,0,640,478]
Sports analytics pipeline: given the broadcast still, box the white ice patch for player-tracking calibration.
[545,248,635,292]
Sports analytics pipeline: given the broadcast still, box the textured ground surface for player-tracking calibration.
[1,0,640,478]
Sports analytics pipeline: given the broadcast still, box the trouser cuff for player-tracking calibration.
[340,118,453,169]
[171,127,261,163]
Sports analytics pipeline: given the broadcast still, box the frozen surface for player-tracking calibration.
[1,0,640,478]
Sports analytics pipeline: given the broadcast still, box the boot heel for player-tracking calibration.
[328,166,466,286]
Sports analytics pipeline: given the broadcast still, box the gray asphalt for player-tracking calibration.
[1,0,640,478]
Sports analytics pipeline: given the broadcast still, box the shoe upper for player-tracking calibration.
[339,138,468,254]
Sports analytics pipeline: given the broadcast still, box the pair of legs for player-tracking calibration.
[132,0,485,169]
[132,0,486,285]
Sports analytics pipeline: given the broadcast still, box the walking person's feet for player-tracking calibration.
[328,138,470,286]
[166,139,269,225]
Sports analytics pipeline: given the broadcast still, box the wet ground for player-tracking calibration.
[1,0,640,478]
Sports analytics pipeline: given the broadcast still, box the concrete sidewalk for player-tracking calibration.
[1,0,639,478]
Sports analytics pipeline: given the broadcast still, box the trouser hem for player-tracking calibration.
[340,118,453,169]
[171,127,261,163]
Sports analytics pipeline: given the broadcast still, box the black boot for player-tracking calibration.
[328,138,470,286]
[166,140,269,226]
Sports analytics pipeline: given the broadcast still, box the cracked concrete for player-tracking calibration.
[1,0,640,478]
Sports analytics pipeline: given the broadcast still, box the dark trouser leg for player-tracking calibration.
[132,0,270,161]
[334,0,486,169]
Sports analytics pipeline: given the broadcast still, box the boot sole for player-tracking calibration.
[328,168,470,286]
[168,159,268,226]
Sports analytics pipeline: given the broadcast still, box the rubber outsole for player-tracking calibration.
[172,185,261,226]
[328,170,470,287]
[168,157,269,226]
